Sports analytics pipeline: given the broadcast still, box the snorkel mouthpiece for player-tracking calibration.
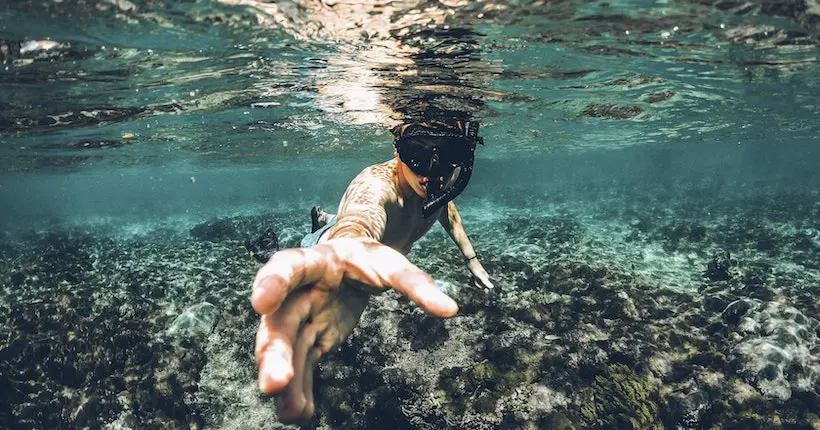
[421,163,473,218]
[392,120,483,218]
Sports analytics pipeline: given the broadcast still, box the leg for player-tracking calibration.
[311,206,323,233]
[310,206,337,233]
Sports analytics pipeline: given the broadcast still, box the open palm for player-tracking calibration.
[251,237,459,423]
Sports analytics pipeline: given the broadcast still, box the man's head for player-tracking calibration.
[392,120,483,218]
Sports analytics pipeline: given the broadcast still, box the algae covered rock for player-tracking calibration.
[705,249,736,282]
[191,218,239,242]
[0,290,206,429]
[245,228,279,263]
[730,301,820,401]
[577,363,662,429]
[167,302,221,340]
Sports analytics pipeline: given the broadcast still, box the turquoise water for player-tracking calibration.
[1,1,819,428]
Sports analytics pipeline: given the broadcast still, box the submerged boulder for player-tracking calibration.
[705,249,736,282]
[245,228,279,263]
[730,301,820,401]
[190,218,238,242]
[167,302,220,341]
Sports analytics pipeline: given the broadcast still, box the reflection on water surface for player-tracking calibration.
[1,0,817,171]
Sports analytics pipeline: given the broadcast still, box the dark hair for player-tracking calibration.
[390,120,476,143]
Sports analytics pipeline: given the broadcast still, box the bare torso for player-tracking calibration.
[381,192,440,255]
[320,158,442,255]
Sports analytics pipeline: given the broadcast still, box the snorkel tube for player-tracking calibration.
[421,161,473,218]
[421,121,481,218]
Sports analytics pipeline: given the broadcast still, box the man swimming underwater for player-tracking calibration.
[251,120,493,423]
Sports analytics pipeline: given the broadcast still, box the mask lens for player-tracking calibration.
[427,162,455,179]
[409,150,436,176]
[438,139,471,166]
[398,138,471,177]
[398,141,425,169]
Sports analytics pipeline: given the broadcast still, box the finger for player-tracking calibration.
[255,292,313,394]
[391,268,459,317]
[346,243,458,317]
[278,324,319,424]
[252,247,331,315]
[301,347,322,419]
[255,315,294,394]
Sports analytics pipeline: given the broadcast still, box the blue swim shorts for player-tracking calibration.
[300,215,338,248]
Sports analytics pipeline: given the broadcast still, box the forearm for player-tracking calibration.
[439,202,478,260]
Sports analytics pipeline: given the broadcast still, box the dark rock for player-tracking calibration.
[703,290,734,313]
[245,228,279,263]
[190,218,237,242]
[692,349,727,370]
[644,90,675,103]
[397,313,449,351]
[706,321,729,338]
[582,103,645,119]
[721,299,759,325]
[705,249,735,281]
[665,385,710,429]
[756,236,778,251]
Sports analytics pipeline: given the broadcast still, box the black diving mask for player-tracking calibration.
[396,137,473,178]
[392,120,483,218]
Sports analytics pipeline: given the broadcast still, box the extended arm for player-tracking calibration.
[324,166,390,241]
[252,164,459,424]
[438,201,495,290]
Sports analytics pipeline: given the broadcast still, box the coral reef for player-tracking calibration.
[307,257,819,429]
[0,257,206,428]
[1,183,819,429]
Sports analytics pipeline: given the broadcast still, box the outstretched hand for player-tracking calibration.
[251,237,459,424]
[467,258,495,290]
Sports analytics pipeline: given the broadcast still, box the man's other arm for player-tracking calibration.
[438,201,495,289]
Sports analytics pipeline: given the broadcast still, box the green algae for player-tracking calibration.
[577,364,662,429]
[437,358,538,416]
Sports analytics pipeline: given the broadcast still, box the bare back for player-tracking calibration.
[321,158,441,255]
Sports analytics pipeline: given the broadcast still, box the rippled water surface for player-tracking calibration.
[2,0,818,170]
[2,0,818,229]
[1,0,819,429]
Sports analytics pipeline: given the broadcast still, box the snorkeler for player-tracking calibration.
[250,120,493,423]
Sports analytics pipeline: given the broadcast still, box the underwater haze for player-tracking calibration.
[1,0,820,428]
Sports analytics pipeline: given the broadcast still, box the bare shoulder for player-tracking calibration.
[327,159,398,241]
[339,159,398,208]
